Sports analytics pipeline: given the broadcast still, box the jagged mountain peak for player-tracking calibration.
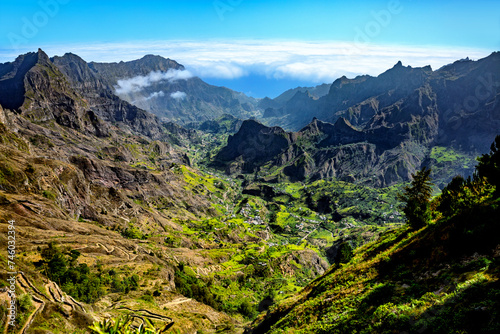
[290,89,314,101]
[140,54,175,62]
[0,48,57,110]
[379,60,432,79]
[36,48,50,62]
[331,75,356,88]
[52,52,87,63]
[239,118,287,135]
[89,54,185,75]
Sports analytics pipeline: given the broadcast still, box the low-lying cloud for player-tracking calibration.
[23,40,493,85]
[115,69,193,95]
[145,91,165,100]
[170,91,187,100]
[131,91,165,104]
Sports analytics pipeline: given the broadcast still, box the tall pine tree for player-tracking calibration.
[398,167,433,229]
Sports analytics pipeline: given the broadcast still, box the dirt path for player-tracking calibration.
[162,298,192,307]
[12,273,88,333]
[116,245,138,261]
[9,273,46,334]
[297,227,318,245]
[96,242,115,253]
[46,281,64,302]
[19,295,44,334]
[65,294,86,312]
[115,306,174,322]
[45,281,86,312]
[2,290,14,334]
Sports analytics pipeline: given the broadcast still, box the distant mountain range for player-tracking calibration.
[212,53,500,187]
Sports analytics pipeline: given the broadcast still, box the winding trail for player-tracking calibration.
[17,274,45,334]
[96,242,115,254]
[4,273,46,334]
[96,242,139,261]
[20,295,44,334]
[297,227,319,245]
[11,273,88,334]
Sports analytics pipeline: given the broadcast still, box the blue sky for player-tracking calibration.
[1,0,499,97]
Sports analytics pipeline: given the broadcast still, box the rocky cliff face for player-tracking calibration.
[213,111,474,187]
[0,49,107,137]
[53,54,263,125]
[263,53,500,156]
[0,51,39,110]
[214,120,296,173]
[51,52,181,140]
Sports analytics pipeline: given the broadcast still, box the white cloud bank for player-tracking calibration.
[8,40,493,84]
[115,69,193,95]
[170,91,187,100]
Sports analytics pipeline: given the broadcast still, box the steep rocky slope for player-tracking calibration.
[263,54,500,149]
[258,83,331,115]
[1,48,499,333]
[212,118,433,187]
[52,53,261,125]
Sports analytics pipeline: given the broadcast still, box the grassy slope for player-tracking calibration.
[249,197,500,334]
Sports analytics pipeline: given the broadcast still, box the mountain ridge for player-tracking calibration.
[262,52,499,143]
[214,53,499,187]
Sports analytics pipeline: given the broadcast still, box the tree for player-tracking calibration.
[335,242,354,264]
[438,175,466,217]
[476,135,500,195]
[398,166,433,229]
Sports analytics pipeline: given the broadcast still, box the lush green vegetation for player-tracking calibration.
[7,94,496,333]
[153,158,410,324]
[174,263,219,311]
[249,136,500,334]
[36,243,140,303]
[36,243,104,303]
[429,146,477,189]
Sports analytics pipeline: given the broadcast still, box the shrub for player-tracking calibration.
[121,223,146,239]
[239,299,257,319]
[42,190,57,200]
[18,294,33,312]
